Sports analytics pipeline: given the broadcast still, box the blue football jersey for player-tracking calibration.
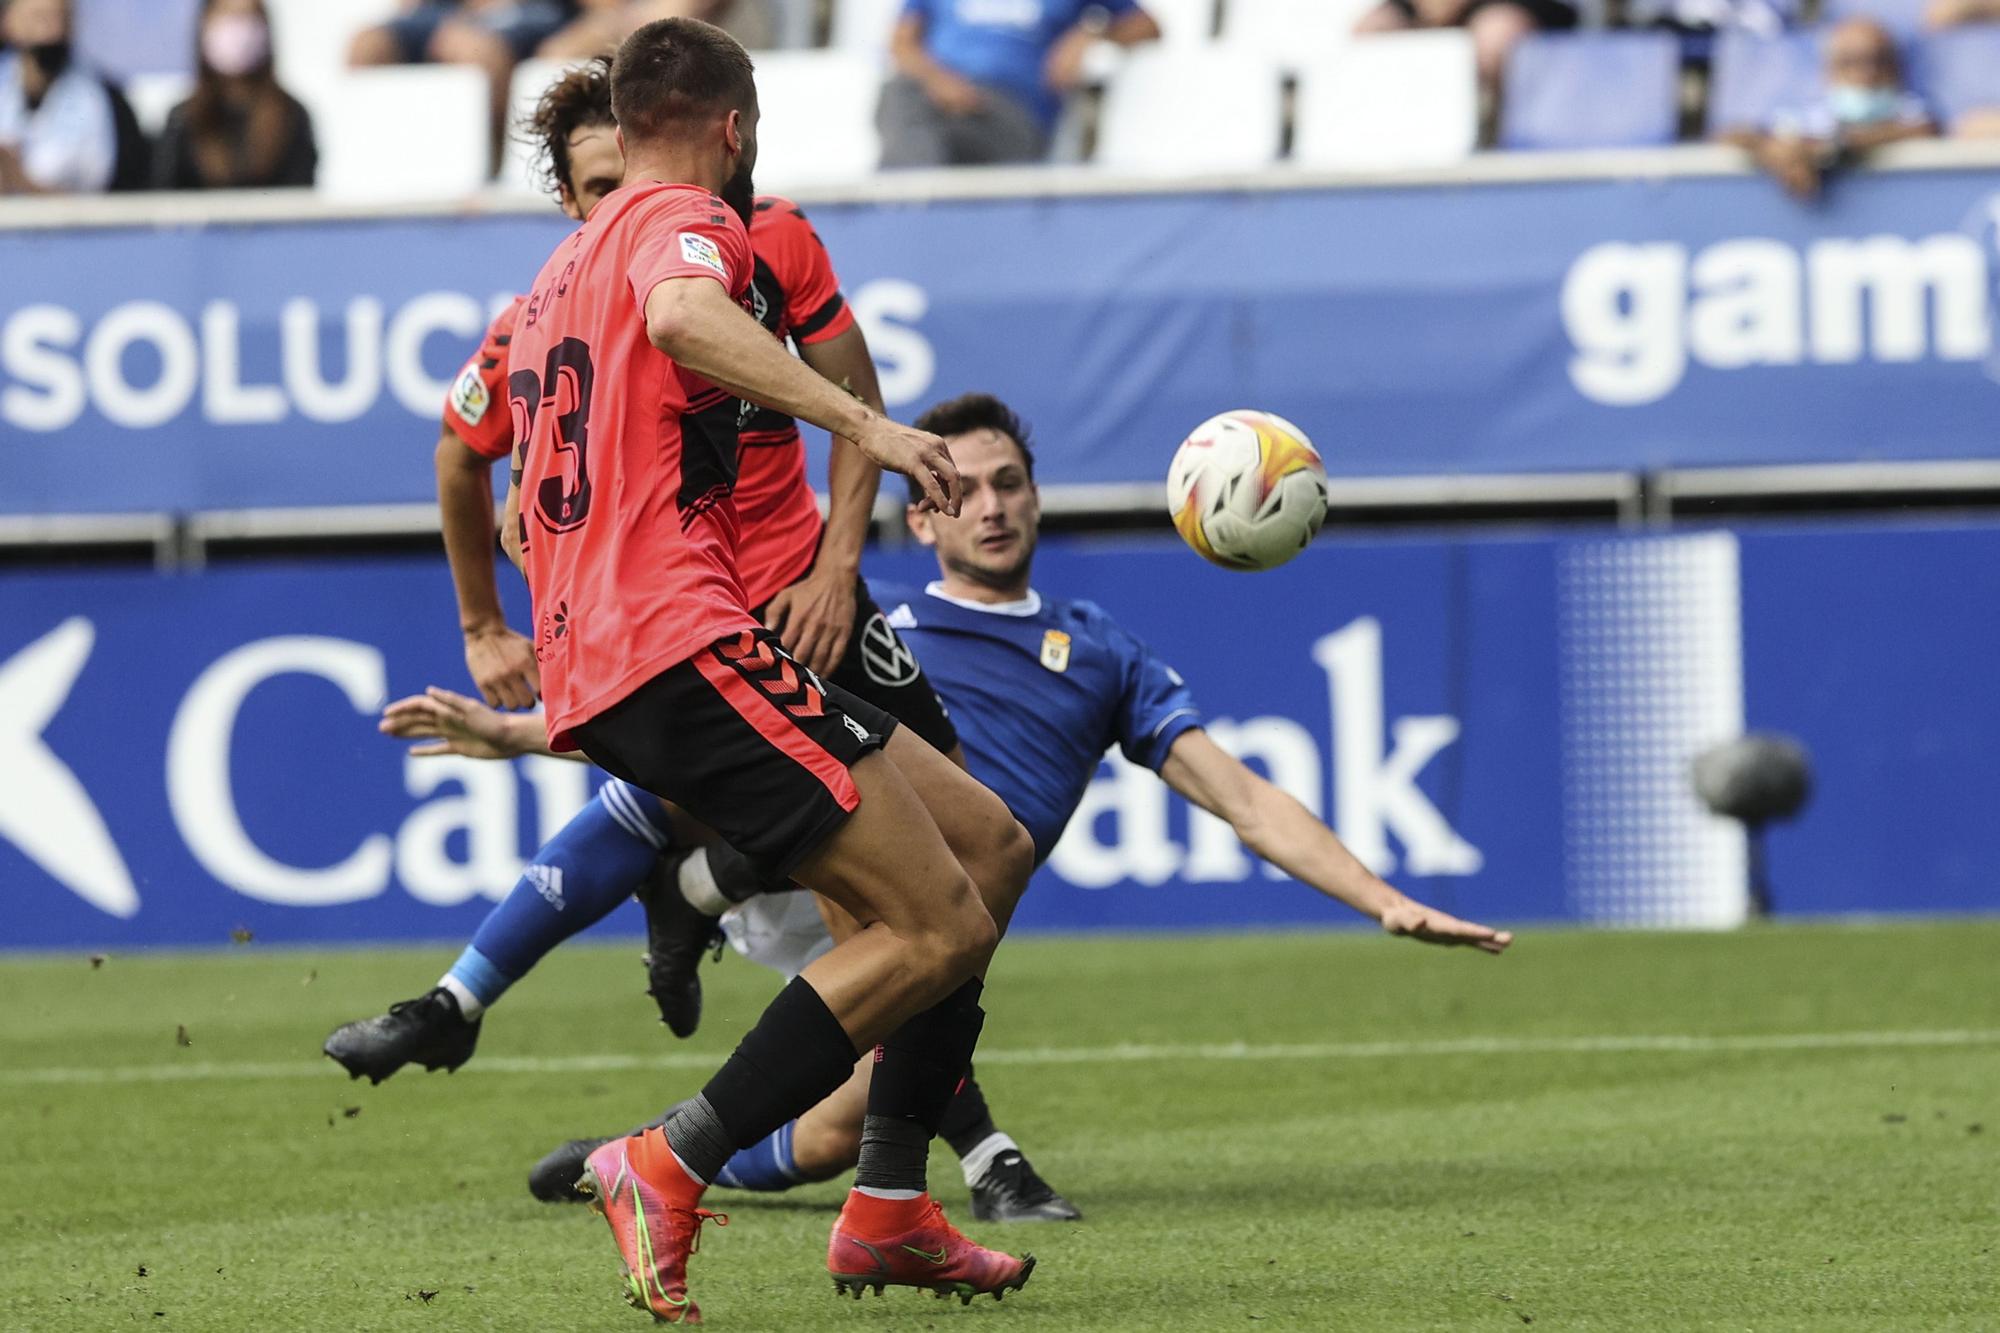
[869,581,1203,862]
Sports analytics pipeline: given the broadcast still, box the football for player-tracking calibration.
[1167,410,1329,571]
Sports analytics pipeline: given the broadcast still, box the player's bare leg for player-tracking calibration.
[799,736,1042,1298]
[582,742,1031,1318]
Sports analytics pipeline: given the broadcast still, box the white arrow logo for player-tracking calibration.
[0,617,139,918]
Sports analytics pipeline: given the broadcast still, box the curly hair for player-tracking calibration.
[521,56,615,202]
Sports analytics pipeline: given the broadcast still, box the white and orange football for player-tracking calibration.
[1167,409,1328,571]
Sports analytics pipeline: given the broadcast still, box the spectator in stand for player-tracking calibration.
[880,0,1161,168]
[154,0,315,190]
[1354,0,1575,103]
[1717,18,1934,200]
[1624,0,1795,42]
[539,0,776,58]
[0,0,120,193]
[1923,0,2000,135]
[349,1,578,171]
[1925,0,2000,27]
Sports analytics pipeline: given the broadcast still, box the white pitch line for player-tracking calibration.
[3,1028,1996,1089]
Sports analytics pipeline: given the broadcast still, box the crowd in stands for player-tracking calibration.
[2,0,1998,200]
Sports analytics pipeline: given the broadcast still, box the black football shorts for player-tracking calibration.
[808,577,958,758]
[571,628,898,880]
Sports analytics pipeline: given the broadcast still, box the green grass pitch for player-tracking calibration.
[2,920,1996,1330]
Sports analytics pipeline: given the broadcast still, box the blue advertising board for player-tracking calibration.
[3,519,1995,951]
[4,164,2000,515]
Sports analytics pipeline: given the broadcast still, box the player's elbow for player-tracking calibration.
[1217,780,1283,858]
[499,516,524,571]
[644,284,706,357]
[435,426,488,481]
[1225,802,1273,859]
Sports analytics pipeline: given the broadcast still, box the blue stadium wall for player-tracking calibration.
[3,519,1997,950]
[4,164,2000,508]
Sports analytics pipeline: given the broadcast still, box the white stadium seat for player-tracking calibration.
[831,0,906,60]
[315,66,491,202]
[763,0,820,49]
[1221,0,1377,68]
[750,51,883,188]
[124,72,193,137]
[267,0,403,104]
[1292,32,1478,170]
[1145,0,1220,44]
[1095,46,1283,174]
[498,58,589,198]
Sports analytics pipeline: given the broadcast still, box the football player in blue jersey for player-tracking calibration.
[387,392,1513,1205]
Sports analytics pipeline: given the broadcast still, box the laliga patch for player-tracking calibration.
[450,361,490,425]
[678,231,728,277]
[1040,629,1072,674]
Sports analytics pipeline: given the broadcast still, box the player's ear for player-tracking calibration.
[906,504,936,547]
[724,108,743,157]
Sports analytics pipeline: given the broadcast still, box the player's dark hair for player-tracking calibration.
[611,17,756,143]
[908,394,1037,504]
[523,55,614,202]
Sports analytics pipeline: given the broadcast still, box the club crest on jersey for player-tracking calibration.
[451,361,490,425]
[678,232,727,277]
[860,613,920,687]
[1040,629,1072,674]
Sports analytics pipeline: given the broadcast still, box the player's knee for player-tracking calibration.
[997,817,1035,896]
[916,876,998,979]
[964,808,1035,928]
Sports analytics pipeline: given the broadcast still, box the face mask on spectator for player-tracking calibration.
[25,39,71,77]
[1827,84,1903,127]
[202,15,270,77]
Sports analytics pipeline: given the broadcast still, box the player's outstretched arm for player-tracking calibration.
[436,424,539,709]
[1159,730,1512,954]
[645,277,960,514]
[379,687,571,761]
[761,326,885,673]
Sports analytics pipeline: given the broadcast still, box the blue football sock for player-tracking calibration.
[713,1120,805,1192]
[444,780,672,1010]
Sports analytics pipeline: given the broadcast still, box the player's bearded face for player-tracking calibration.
[721,158,755,226]
[721,109,757,225]
[931,431,1040,592]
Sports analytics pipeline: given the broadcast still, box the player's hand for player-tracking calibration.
[1379,899,1513,955]
[763,565,857,677]
[379,686,530,761]
[924,68,985,115]
[464,623,540,709]
[856,416,961,517]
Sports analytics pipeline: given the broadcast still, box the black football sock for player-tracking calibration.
[664,975,857,1183]
[939,1068,999,1160]
[853,979,985,1194]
